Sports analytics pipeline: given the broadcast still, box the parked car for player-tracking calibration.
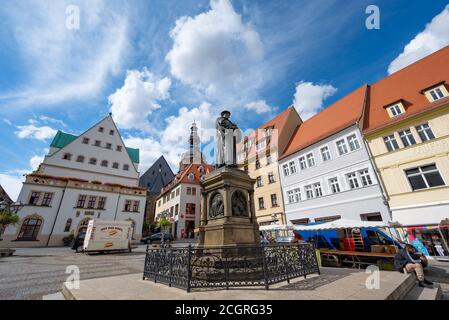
[141,232,174,244]
[71,232,86,253]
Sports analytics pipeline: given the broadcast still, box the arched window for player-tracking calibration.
[188,173,195,181]
[101,160,108,167]
[64,218,72,232]
[18,216,43,241]
[77,219,90,234]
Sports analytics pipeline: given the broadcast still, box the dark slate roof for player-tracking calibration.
[139,156,175,194]
[50,131,140,163]
[0,185,13,203]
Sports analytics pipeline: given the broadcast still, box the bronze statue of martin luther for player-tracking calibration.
[215,110,242,168]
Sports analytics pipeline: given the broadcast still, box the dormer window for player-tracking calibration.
[89,158,97,165]
[387,103,405,118]
[98,127,104,133]
[82,137,89,144]
[427,86,447,102]
[106,143,112,149]
[109,129,114,135]
[62,153,72,160]
[101,160,108,167]
[188,173,195,181]
[116,146,122,152]
[94,140,101,147]
[123,164,129,171]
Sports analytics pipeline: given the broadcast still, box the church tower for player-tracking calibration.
[179,122,205,170]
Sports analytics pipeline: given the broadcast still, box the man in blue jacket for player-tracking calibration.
[394,244,433,288]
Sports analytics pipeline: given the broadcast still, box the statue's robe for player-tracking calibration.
[216,117,242,167]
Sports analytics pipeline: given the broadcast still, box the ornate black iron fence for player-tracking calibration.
[143,243,320,292]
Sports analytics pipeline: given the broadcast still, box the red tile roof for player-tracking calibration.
[238,106,299,158]
[363,45,449,134]
[159,163,214,196]
[280,85,368,159]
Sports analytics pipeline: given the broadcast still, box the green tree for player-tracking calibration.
[157,218,171,232]
[0,210,20,238]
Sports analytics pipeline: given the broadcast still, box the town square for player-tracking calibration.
[0,0,449,310]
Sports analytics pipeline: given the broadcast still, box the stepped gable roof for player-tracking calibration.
[50,131,140,163]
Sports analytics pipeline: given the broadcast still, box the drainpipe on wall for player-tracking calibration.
[114,193,121,221]
[46,186,67,247]
[358,126,393,221]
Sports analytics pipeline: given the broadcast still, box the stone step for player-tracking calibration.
[404,283,443,300]
[386,273,416,300]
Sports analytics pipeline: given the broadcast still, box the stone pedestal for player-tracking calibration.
[198,166,260,248]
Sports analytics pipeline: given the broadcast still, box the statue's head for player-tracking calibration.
[221,110,231,118]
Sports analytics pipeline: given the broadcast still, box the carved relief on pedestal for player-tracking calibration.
[231,190,248,217]
[209,191,224,219]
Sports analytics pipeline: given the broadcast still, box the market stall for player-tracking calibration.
[293,219,403,269]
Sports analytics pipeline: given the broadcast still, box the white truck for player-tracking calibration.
[82,220,133,254]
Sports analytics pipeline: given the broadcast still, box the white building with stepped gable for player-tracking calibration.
[0,114,146,247]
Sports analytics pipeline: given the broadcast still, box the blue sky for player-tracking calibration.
[1,0,449,200]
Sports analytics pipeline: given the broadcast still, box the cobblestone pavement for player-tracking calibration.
[0,244,174,300]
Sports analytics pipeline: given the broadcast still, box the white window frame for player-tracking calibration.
[415,123,435,142]
[313,183,323,197]
[256,140,266,152]
[289,161,297,174]
[282,164,290,176]
[329,177,340,194]
[347,134,361,151]
[428,86,447,102]
[294,188,301,202]
[299,156,307,170]
[398,129,416,147]
[405,164,446,191]
[388,104,403,117]
[305,185,313,199]
[336,139,349,156]
[347,172,360,189]
[359,169,373,187]
[287,190,295,204]
[320,146,331,162]
[306,153,315,167]
[383,135,400,152]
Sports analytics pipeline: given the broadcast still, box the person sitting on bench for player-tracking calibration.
[394,244,433,288]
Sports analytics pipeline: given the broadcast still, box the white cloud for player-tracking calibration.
[388,5,449,74]
[166,0,263,99]
[162,102,215,146]
[29,155,44,170]
[108,68,171,131]
[244,100,272,114]
[124,102,216,172]
[0,0,129,107]
[39,115,66,127]
[15,124,57,141]
[293,82,337,120]
[0,173,24,202]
